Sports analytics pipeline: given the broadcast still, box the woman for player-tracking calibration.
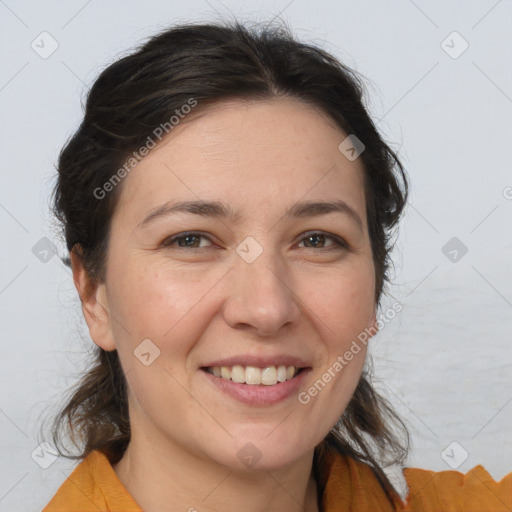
[43,20,511,511]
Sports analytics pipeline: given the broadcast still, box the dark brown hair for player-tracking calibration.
[49,19,409,506]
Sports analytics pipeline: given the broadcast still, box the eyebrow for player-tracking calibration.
[138,199,363,231]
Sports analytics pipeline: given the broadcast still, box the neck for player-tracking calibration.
[112,428,319,512]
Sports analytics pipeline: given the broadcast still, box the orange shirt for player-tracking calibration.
[43,449,512,511]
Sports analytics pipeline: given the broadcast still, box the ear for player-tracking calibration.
[70,246,116,351]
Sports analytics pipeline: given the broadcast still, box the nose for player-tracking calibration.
[222,246,301,337]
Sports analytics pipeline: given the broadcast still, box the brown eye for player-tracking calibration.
[298,232,346,250]
[162,232,213,249]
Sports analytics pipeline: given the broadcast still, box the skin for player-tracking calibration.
[72,97,379,512]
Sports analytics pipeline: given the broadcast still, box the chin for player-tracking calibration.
[209,431,315,472]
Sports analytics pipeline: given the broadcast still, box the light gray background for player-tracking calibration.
[1,1,511,510]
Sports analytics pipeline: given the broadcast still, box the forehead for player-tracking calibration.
[114,97,368,226]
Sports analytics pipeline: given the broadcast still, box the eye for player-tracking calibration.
[297,231,347,250]
[161,231,213,249]
[160,231,348,251]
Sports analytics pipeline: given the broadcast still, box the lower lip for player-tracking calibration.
[200,368,311,406]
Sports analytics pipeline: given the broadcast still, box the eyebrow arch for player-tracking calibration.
[138,200,239,228]
[284,200,363,231]
[138,199,363,231]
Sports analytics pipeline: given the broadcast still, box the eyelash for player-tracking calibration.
[160,231,348,251]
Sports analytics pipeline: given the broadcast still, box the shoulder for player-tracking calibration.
[42,450,141,512]
[323,449,512,512]
[322,450,402,511]
[403,465,512,511]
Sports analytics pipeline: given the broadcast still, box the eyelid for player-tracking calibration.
[160,231,214,248]
[296,230,348,249]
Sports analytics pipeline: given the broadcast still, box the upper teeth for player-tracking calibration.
[207,365,299,385]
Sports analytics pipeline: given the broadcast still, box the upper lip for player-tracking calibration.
[202,355,311,369]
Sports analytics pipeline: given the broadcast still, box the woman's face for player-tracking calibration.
[86,98,377,470]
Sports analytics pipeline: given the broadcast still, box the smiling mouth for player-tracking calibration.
[201,365,307,386]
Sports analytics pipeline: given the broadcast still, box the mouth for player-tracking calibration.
[200,364,312,406]
[201,365,308,386]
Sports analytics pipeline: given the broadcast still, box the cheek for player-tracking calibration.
[299,262,373,406]
[302,261,376,342]
[106,261,216,424]
[108,260,200,331]
[106,258,227,369]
